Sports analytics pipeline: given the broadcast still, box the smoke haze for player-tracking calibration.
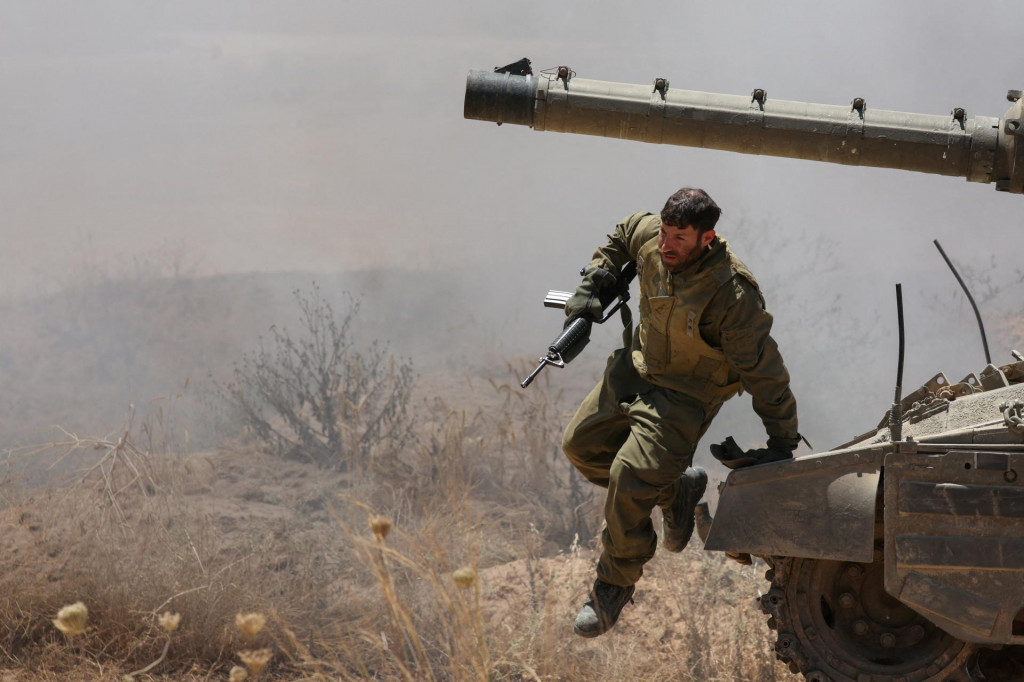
[1,0,1020,454]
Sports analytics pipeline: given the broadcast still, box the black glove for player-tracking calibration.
[564,266,617,326]
[710,435,799,470]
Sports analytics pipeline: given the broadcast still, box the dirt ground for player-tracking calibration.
[0,417,785,680]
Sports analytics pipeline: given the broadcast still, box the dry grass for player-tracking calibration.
[0,368,792,681]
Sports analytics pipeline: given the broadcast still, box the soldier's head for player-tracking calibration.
[658,188,720,272]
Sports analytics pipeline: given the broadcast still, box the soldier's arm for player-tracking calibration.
[564,212,659,323]
[528,212,658,384]
[588,212,660,272]
[708,278,799,440]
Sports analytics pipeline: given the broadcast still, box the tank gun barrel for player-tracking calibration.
[465,69,1024,194]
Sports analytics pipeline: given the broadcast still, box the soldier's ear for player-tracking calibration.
[701,229,716,248]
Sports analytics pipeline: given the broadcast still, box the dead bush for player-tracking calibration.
[218,285,414,472]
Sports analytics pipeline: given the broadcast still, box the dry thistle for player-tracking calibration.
[238,648,273,676]
[53,601,88,637]
[228,666,248,682]
[369,515,392,541]
[158,611,181,633]
[453,566,477,588]
[235,612,267,638]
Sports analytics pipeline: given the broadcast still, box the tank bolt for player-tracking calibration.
[852,620,869,636]
[806,672,827,682]
[909,625,925,642]
[1008,90,1022,102]
[1006,470,1018,482]
[751,88,766,103]
[952,107,966,122]
[839,593,857,609]
[1007,120,1022,133]
[557,66,571,81]
[879,632,896,648]
[654,78,669,95]
[846,564,863,578]
[852,97,866,112]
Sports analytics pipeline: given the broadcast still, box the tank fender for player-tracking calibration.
[704,446,884,561]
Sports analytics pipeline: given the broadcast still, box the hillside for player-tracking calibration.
[0,385,790,680]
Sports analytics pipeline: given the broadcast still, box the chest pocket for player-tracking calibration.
[640,296,674,373]
[661,295,736,390]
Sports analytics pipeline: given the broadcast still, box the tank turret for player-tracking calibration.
[465,68,1024,194]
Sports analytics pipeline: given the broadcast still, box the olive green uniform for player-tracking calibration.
[562,212,798,587]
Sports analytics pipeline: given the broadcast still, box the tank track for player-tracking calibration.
[759,556,980,682]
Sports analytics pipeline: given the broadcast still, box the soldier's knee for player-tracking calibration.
[561,427,585,466]
[609,457,639,489]
[610,452,674,491]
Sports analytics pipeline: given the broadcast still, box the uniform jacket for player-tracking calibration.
[588,211,798,440]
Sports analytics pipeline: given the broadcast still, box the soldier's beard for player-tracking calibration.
[660,244,705,273]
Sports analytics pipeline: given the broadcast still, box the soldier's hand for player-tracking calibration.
[564,266,617,325]
[710,436,750,468]
[711,435,797,469]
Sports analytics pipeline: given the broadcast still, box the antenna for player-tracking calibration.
[890,283,905,443]
[933,240,991,365]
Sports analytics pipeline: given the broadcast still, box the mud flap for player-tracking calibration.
[884,449,1024,644]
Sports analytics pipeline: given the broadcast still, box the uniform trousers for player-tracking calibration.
[562,347,720,587]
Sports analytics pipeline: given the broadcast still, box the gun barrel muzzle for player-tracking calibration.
[464,70,537,127]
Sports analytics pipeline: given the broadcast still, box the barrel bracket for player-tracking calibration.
[751,88,767,109]
[844,97,867,160]
[653,78,670,99]
[943,107,969,174]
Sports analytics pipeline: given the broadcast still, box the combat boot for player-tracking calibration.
[661,466,708,553]
[573,579,635,638]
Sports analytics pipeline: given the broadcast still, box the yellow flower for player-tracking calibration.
[369,515,392,541]
[453,567,476,588]
[53,602,88,636]
[158,611,181,633]
[228,666,248,682]
[235,612,266,638]
[238,648,272,676]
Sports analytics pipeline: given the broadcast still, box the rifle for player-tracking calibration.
[521,261,637,389]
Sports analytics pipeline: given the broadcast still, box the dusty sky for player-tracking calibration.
[1,0,1021,444]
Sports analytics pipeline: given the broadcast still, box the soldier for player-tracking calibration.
[562,187,800,637]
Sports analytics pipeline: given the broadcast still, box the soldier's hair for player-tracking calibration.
[660,188,721,234]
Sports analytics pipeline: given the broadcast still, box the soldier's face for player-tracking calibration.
[658,223,715,272]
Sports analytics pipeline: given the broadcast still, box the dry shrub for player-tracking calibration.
[218,284,414,473]
[411,366,598,559]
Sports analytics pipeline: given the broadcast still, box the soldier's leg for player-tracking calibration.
[596,389,708,587]
[562,348,649,487]
[654,400,723,509]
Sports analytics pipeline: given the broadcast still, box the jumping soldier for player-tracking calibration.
[561,187,800,637]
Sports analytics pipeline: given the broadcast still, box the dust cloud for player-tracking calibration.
[0,1,1020,456]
